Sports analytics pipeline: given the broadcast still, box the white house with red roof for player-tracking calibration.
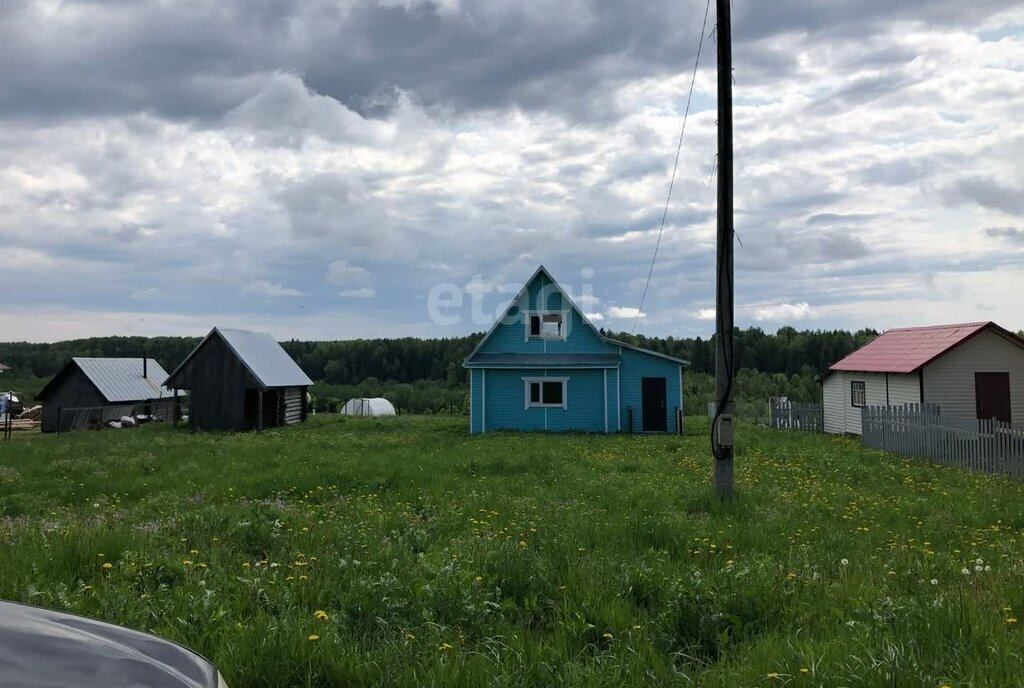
[822,322,1024,435]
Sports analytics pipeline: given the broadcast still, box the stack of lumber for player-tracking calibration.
[5,418,40,431]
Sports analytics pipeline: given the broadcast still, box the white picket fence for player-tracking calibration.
[861,404,1024,478]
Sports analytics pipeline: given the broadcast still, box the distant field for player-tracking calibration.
[1,417,1023,687]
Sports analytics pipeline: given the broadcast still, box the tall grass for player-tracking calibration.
[1,416,1023,686]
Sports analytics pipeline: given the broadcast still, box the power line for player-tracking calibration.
[632,0,713,333]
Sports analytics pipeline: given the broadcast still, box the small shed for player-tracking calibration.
[37,358,177,433]
[822,321,1024,435]
[0,363,10,374]
[340,397,396,416]
[165,327,312,431]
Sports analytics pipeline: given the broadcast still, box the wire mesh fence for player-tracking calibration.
[56,400,179,433]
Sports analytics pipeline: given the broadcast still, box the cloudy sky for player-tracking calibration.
[1,0,1022,342]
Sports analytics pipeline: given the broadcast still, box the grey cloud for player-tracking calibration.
[856,159,933,185]
[737,226,870,273]
[3,0,1016,124]
[808,69,920,114]
[734,0,1019,40]
[806,213,879,226]
[947,177,1024,215]
[986,227,1024,243]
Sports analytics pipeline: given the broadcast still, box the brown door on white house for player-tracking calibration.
[975,372,1011,423]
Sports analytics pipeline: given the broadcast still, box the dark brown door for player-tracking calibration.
[642,377,667,431]
[975,372,1011,422]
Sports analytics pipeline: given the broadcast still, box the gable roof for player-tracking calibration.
[39,358,175,403]
[167,327,313,389]
[828,321,1024,374]
[464,265,610,362]
[464,265,690,367]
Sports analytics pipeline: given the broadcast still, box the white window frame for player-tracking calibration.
[523,376,569,409]
[523,310,569,342]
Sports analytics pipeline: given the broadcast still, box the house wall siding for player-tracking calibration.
[477,272,610,356]
[822,372,846,434]
[170,334,259,431]
[923,329,1024,425]
[888,373,921,405]
[478,368,607,432]
[605,367,620,432]
[617,347,683,433]
[469,369,482,433]
[823,371,894,435]
[40,367,106,433]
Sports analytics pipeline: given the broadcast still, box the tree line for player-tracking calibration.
[0,326,885,382]
[5,326,1020,412]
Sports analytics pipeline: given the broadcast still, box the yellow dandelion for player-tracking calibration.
[438,642,453,650]
[602,632,613,640]
[1007,618,1018,624]
[182,559,193,566]
[767,672,780,678]
[800,667,809,673]
[314,610,329,620]
[101,562,113,570]
[405,633,416,640]
[190,549,199,555]
[307,634,320,641]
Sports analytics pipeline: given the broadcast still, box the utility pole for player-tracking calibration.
[712,0,735,498]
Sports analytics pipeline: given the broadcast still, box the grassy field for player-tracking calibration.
[2,417,1023,687]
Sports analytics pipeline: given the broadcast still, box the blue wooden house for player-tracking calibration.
[464,266,689,433]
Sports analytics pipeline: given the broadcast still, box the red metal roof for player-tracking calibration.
[828,322,993,374]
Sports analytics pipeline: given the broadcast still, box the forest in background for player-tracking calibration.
[0,326,890,414]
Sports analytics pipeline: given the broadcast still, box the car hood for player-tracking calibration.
[0,601,219,688]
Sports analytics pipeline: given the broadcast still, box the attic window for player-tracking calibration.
[527,311,565,340]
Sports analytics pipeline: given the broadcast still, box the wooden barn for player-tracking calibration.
[37,358,177,433]
[165,327,312,431]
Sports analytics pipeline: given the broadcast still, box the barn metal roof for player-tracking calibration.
[827,322,1022,374]
[213,328,313,388]
[72,358,175,402]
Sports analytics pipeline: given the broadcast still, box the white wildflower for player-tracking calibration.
[961,568,971,575]
[840,558,849,566]
[930,579,938,585]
